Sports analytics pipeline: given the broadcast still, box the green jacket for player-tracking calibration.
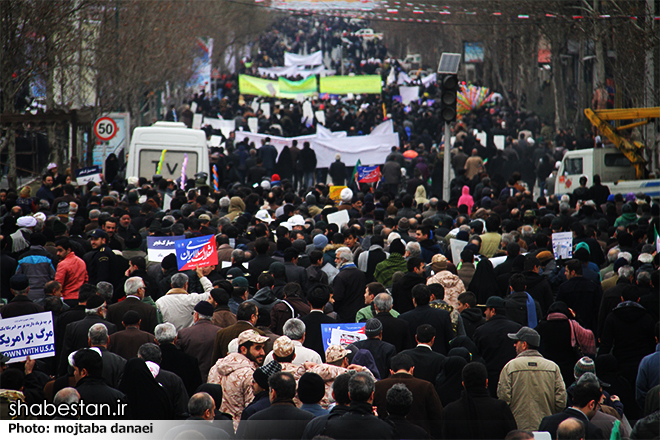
[373,253,407,287]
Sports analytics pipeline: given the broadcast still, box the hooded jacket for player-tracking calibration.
[247,286,279,327]
[457,186,474,213]
[224,197,245,221]
[208,352,258,429]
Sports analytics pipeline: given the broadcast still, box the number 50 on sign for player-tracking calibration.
[94,117,118,141]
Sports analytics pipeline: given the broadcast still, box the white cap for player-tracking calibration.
[255,209,273,223]
[289,214,305,227]
[47,163,57,170]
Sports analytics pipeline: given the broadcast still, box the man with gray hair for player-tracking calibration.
[106,276,158,333]
[404,241,421,260]
[155,323,203,398]
[96,282,113,303]
[164,392,231,439]
[372,293,412,352]
[138,342,188,418]
[264,318,322,365]
[155,271,211,331]
[87,323,126,388]
[53,388,80,420]
[332,246,366,322]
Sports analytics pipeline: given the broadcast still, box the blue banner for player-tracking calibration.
[147,236,185,263]
[320,323,366,353]
[175,235,218,271]
[357,165,382,183]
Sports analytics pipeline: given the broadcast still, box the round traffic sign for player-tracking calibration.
[94,117,118,141]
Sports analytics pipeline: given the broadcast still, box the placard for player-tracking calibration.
[0,312,55,362]
[449,238,468,266]
[75,166,103,186]
[320,323,366,353]
[326,210,350,228]
[552,232,573,260]
[147,236,184,263]
[175,235,218,271]
[328,186,347,202]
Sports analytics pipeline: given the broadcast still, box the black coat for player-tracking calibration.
[301,311,336,362]
[536,319,580,387]
[599,302,656,372]
[332,265,366,323]
[351,338,397,379]
[386,415,430,439]
[503,291,542,327]
[556,276,602,333]
[317,401,396,439]
[59,315,117,375]
[106,297,158,334]
[374,311,413,353]
[156,368,190,418]
[597,279,640,336]
[460,308,486,340]
[399,305,453,355]
[472,315,521,396]
[441,388,518,440]
[391,272,426,314]
[538,407,604,440]
[159,342,203,398]
[523,271,554,315]
[75,376,125,419]
[399,345,446,384]
[0,295,44,319]
[241,402,315,440]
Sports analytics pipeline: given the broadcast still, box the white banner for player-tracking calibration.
[421,72,437,87]
[0,312,55,362]
[400,86,420,105]
[284,50,323,66]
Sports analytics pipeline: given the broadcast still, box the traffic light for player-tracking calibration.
[440,74,458,122]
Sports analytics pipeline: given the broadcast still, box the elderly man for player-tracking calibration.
[497,327,567,431]
[107,276,158,333]
[265,318,321,365]
[333,246,366,323]
[208,329,269,429]
[164,392,231,439]
[87,323,126,389]
[177,301,219,381]
[155,322,202,398]
[0,274,44,319]
[155,272,211,332]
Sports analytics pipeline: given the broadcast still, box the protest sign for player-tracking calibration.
[327,210,350,228]
[147,236,184,263]
[320,323,366,353]
[75,166,102,186]
[0,312,55,362]
[449,239,468,265]
[328,185,347,202]
[552,232,573,260]
[175,235,218,271]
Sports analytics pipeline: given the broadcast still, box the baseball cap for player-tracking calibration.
[507,326,541,347]
[325,345,349,363]
[198,214,211,222]
[273,336,295,358]
[237,329,269,346]
[485,296,506,308]
[289,215,305,227]
[89,229,108,239]
[232,277,249,288]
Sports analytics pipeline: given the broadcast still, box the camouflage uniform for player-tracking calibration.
[208,352,258,429]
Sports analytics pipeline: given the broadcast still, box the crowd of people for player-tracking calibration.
[0,128,659,439]
[0,15,659,440]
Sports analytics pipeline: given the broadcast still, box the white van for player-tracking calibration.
[125,122,209,182]
[555,147,660,199]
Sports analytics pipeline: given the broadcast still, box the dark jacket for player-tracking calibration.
[504,291,543,327]
[399,305,453,355]
[418,239,442,264]
[536,319,581,387]
[399,345,446,384]
[523,270,554,315]
[386,415,430,439]
[270,296,311,335]
[75,376,125,419]
[283,262,309,292]
[239,391,271,421]
[332,264,366,323]
[391,272,426,314]
[538,407,605,440]
[156,368,190,419]
[317,401,396,439]
[441,388,518,440]
[0,295,44,319]
[159,342,203,398]
[108,327,155,361]
[177,319,220,381]
[373,372,443,437]
[59,315,117,375]
[599,301,656,370]
[240,402,315,440]
[106,296,158,334]
[460,308,486,340]
[374,311,413,353]
[98,346,127,389]
[351,338,397,379]
[15,246,56,301]
[249,255,276,287]
[597,278,640,336]
[301,311,336,362]
[472,315,522,396]
[556,276,602,333]
[247,287,280,327]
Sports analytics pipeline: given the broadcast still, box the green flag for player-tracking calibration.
[351,159,362,186]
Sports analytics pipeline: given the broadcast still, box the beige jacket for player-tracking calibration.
[497,350,567,431]
[208,353,257,429]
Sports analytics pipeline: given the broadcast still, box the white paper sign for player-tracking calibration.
[192,114,203,130]
[0,312,55,362]
[315,111,326,126]
[248,117,259,133]
[330,328,367,347]
[327,210,350,228]
[449,239,468,266]
[494,135,505,150]
[552,232,573,260]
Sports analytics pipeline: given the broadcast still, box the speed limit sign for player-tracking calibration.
[94,117,118,141]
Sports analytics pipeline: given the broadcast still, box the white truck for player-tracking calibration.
[554,147,660,199]
[125,122,209,182]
